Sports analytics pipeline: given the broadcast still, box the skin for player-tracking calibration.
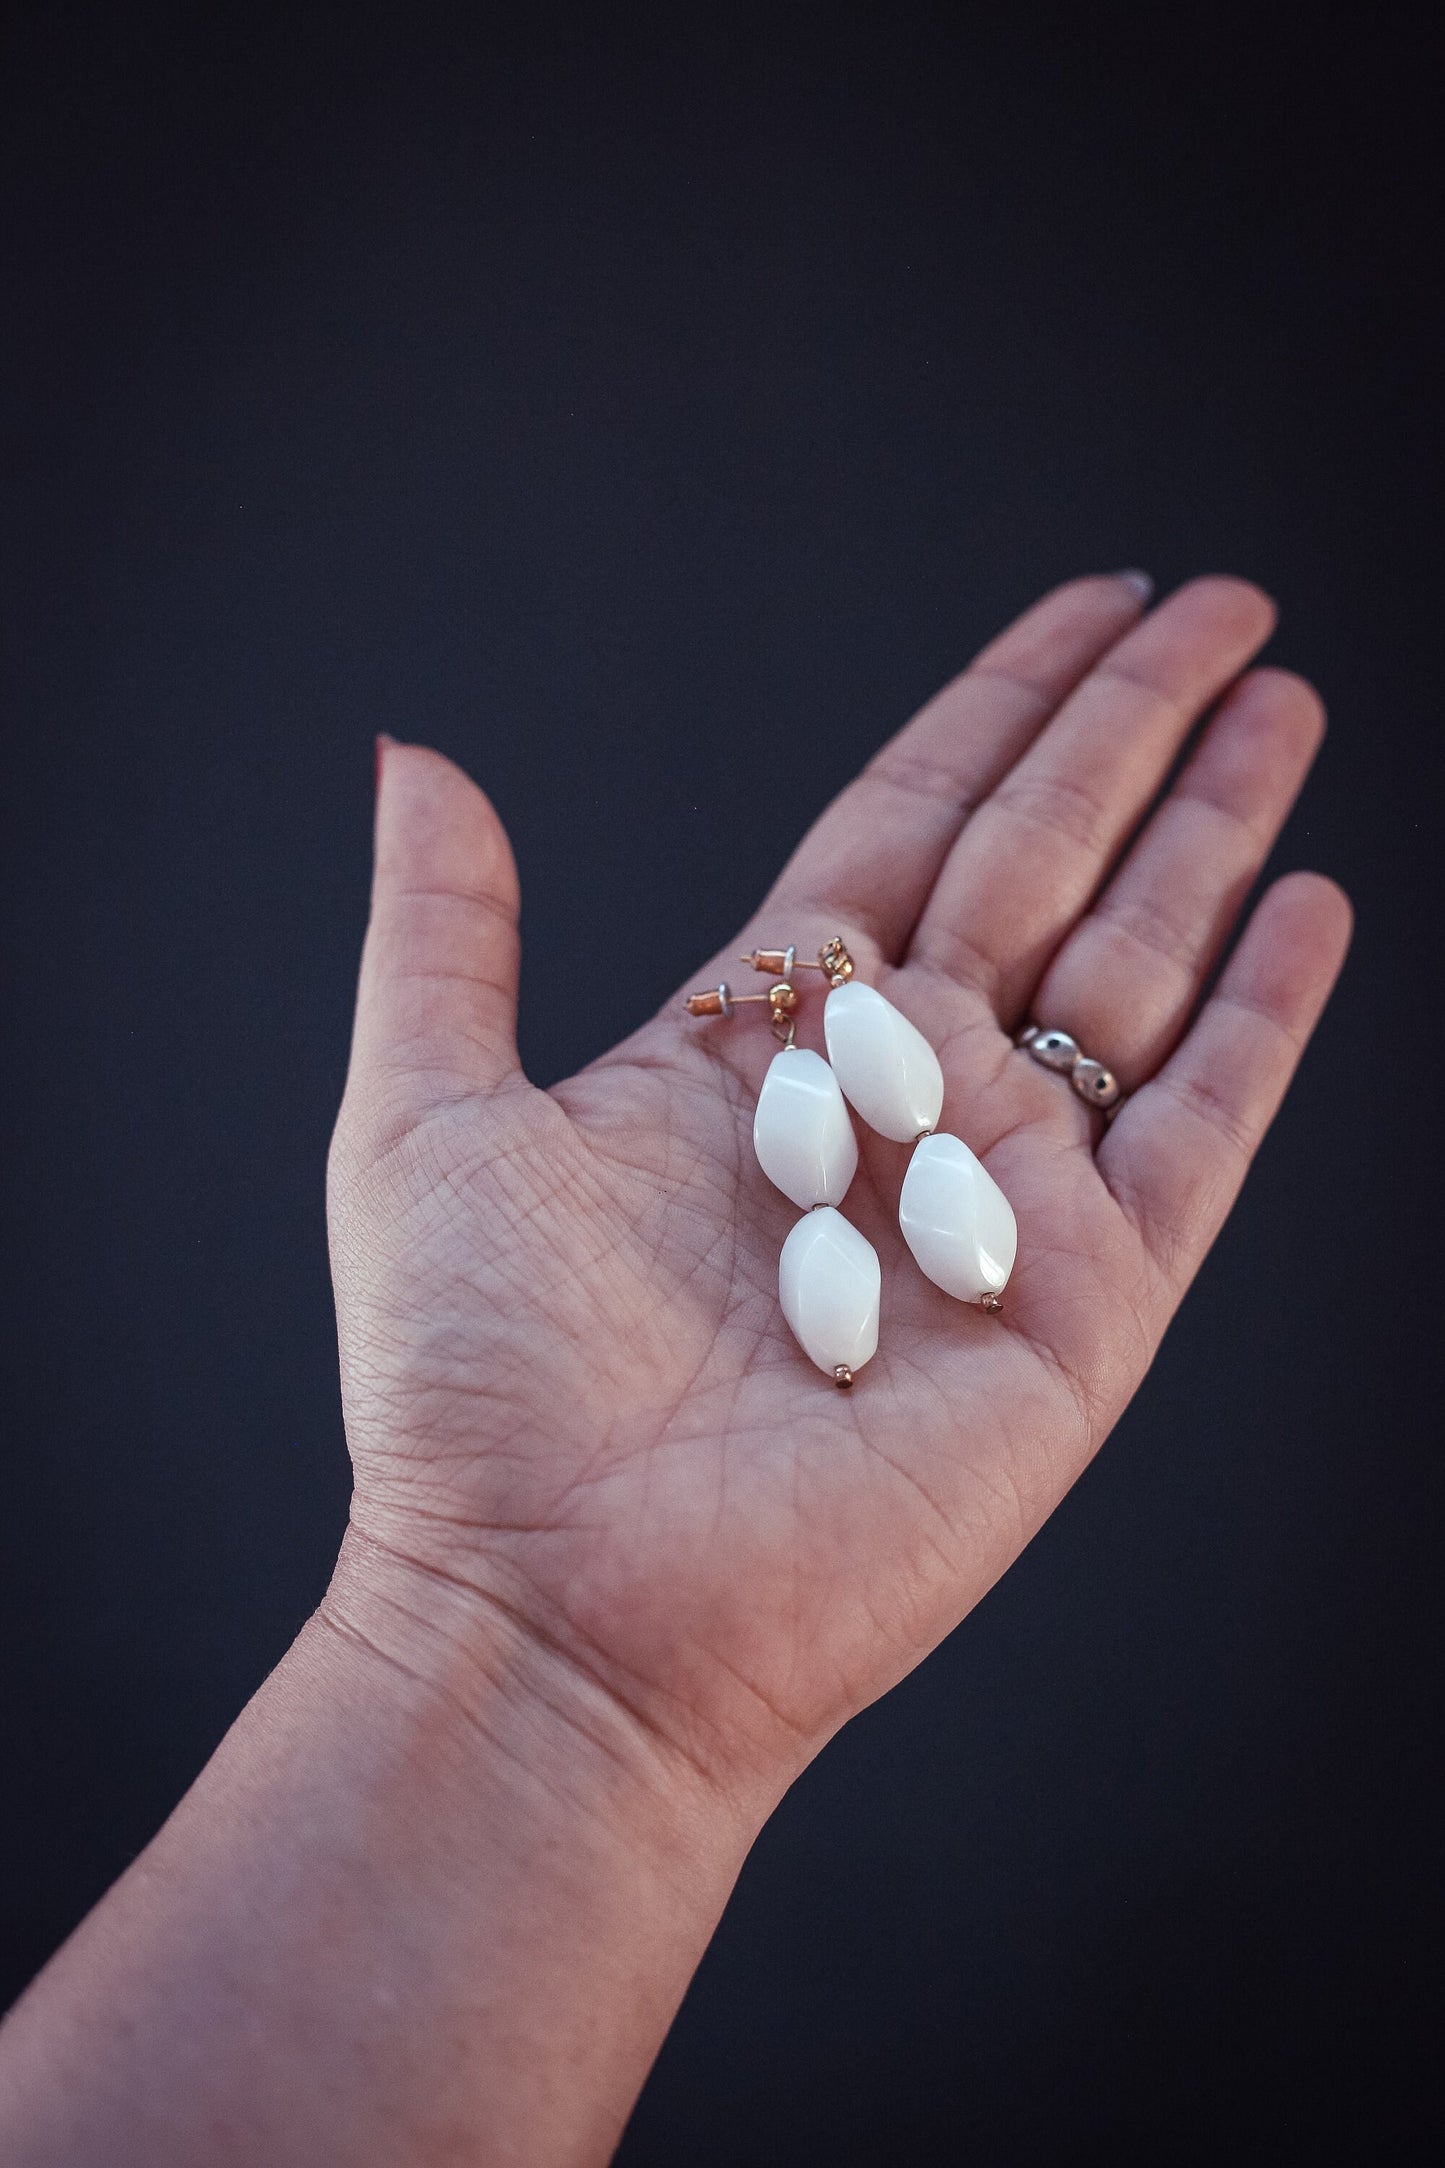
[0,574,1351,2165]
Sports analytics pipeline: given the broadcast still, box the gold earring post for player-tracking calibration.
[685,938,855,1045]
[740,937,854,986]
[683,983,801,1018]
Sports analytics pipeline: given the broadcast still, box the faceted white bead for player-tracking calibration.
[752,1048,859,1210]
[823,981,945,1143]
[778,1207,881,1377]
[898,1132,1017,1301]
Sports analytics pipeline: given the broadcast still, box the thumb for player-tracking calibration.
[347,736,523,1110]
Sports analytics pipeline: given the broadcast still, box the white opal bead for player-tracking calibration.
[778,1206,881,1377]
[899,1132,1017,1301]
[823,981,945,1143]
[752,1047,859,1210]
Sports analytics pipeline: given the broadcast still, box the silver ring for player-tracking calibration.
[1019,1025,1122,1110]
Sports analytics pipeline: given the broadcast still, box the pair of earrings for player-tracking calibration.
[686,939,1017,1387]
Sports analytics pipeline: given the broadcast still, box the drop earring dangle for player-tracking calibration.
[686,936,1019,1389]
[685,946,879,1388]
[741,940,1019,1311]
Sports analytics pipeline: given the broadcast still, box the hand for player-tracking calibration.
[0,574,1353,2168]
[325,573,1350,1814]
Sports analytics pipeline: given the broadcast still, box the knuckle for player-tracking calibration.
[991,768,1113,854]
[1093,896,1200,976]
[1160,1067,1256,1161]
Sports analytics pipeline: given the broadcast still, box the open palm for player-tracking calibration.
[325,574,1349,1807]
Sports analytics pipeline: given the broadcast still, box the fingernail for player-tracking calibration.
[375,732,395,797]
[1113,569,1154,603]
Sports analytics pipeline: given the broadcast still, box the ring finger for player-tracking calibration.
[1022,665,1326,1094]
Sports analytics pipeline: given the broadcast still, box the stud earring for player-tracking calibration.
[685,947,879,1388]
[740,940,1017,1310]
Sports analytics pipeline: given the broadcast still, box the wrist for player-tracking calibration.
[303,1527,761,2159]
[1,1534,759,2168]
[318,1519,764,1882]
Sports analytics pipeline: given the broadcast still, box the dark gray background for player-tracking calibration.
[2,4,1437,2159]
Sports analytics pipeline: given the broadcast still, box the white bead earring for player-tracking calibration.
[685,946,879,1388]
[798,941,1017,1311]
